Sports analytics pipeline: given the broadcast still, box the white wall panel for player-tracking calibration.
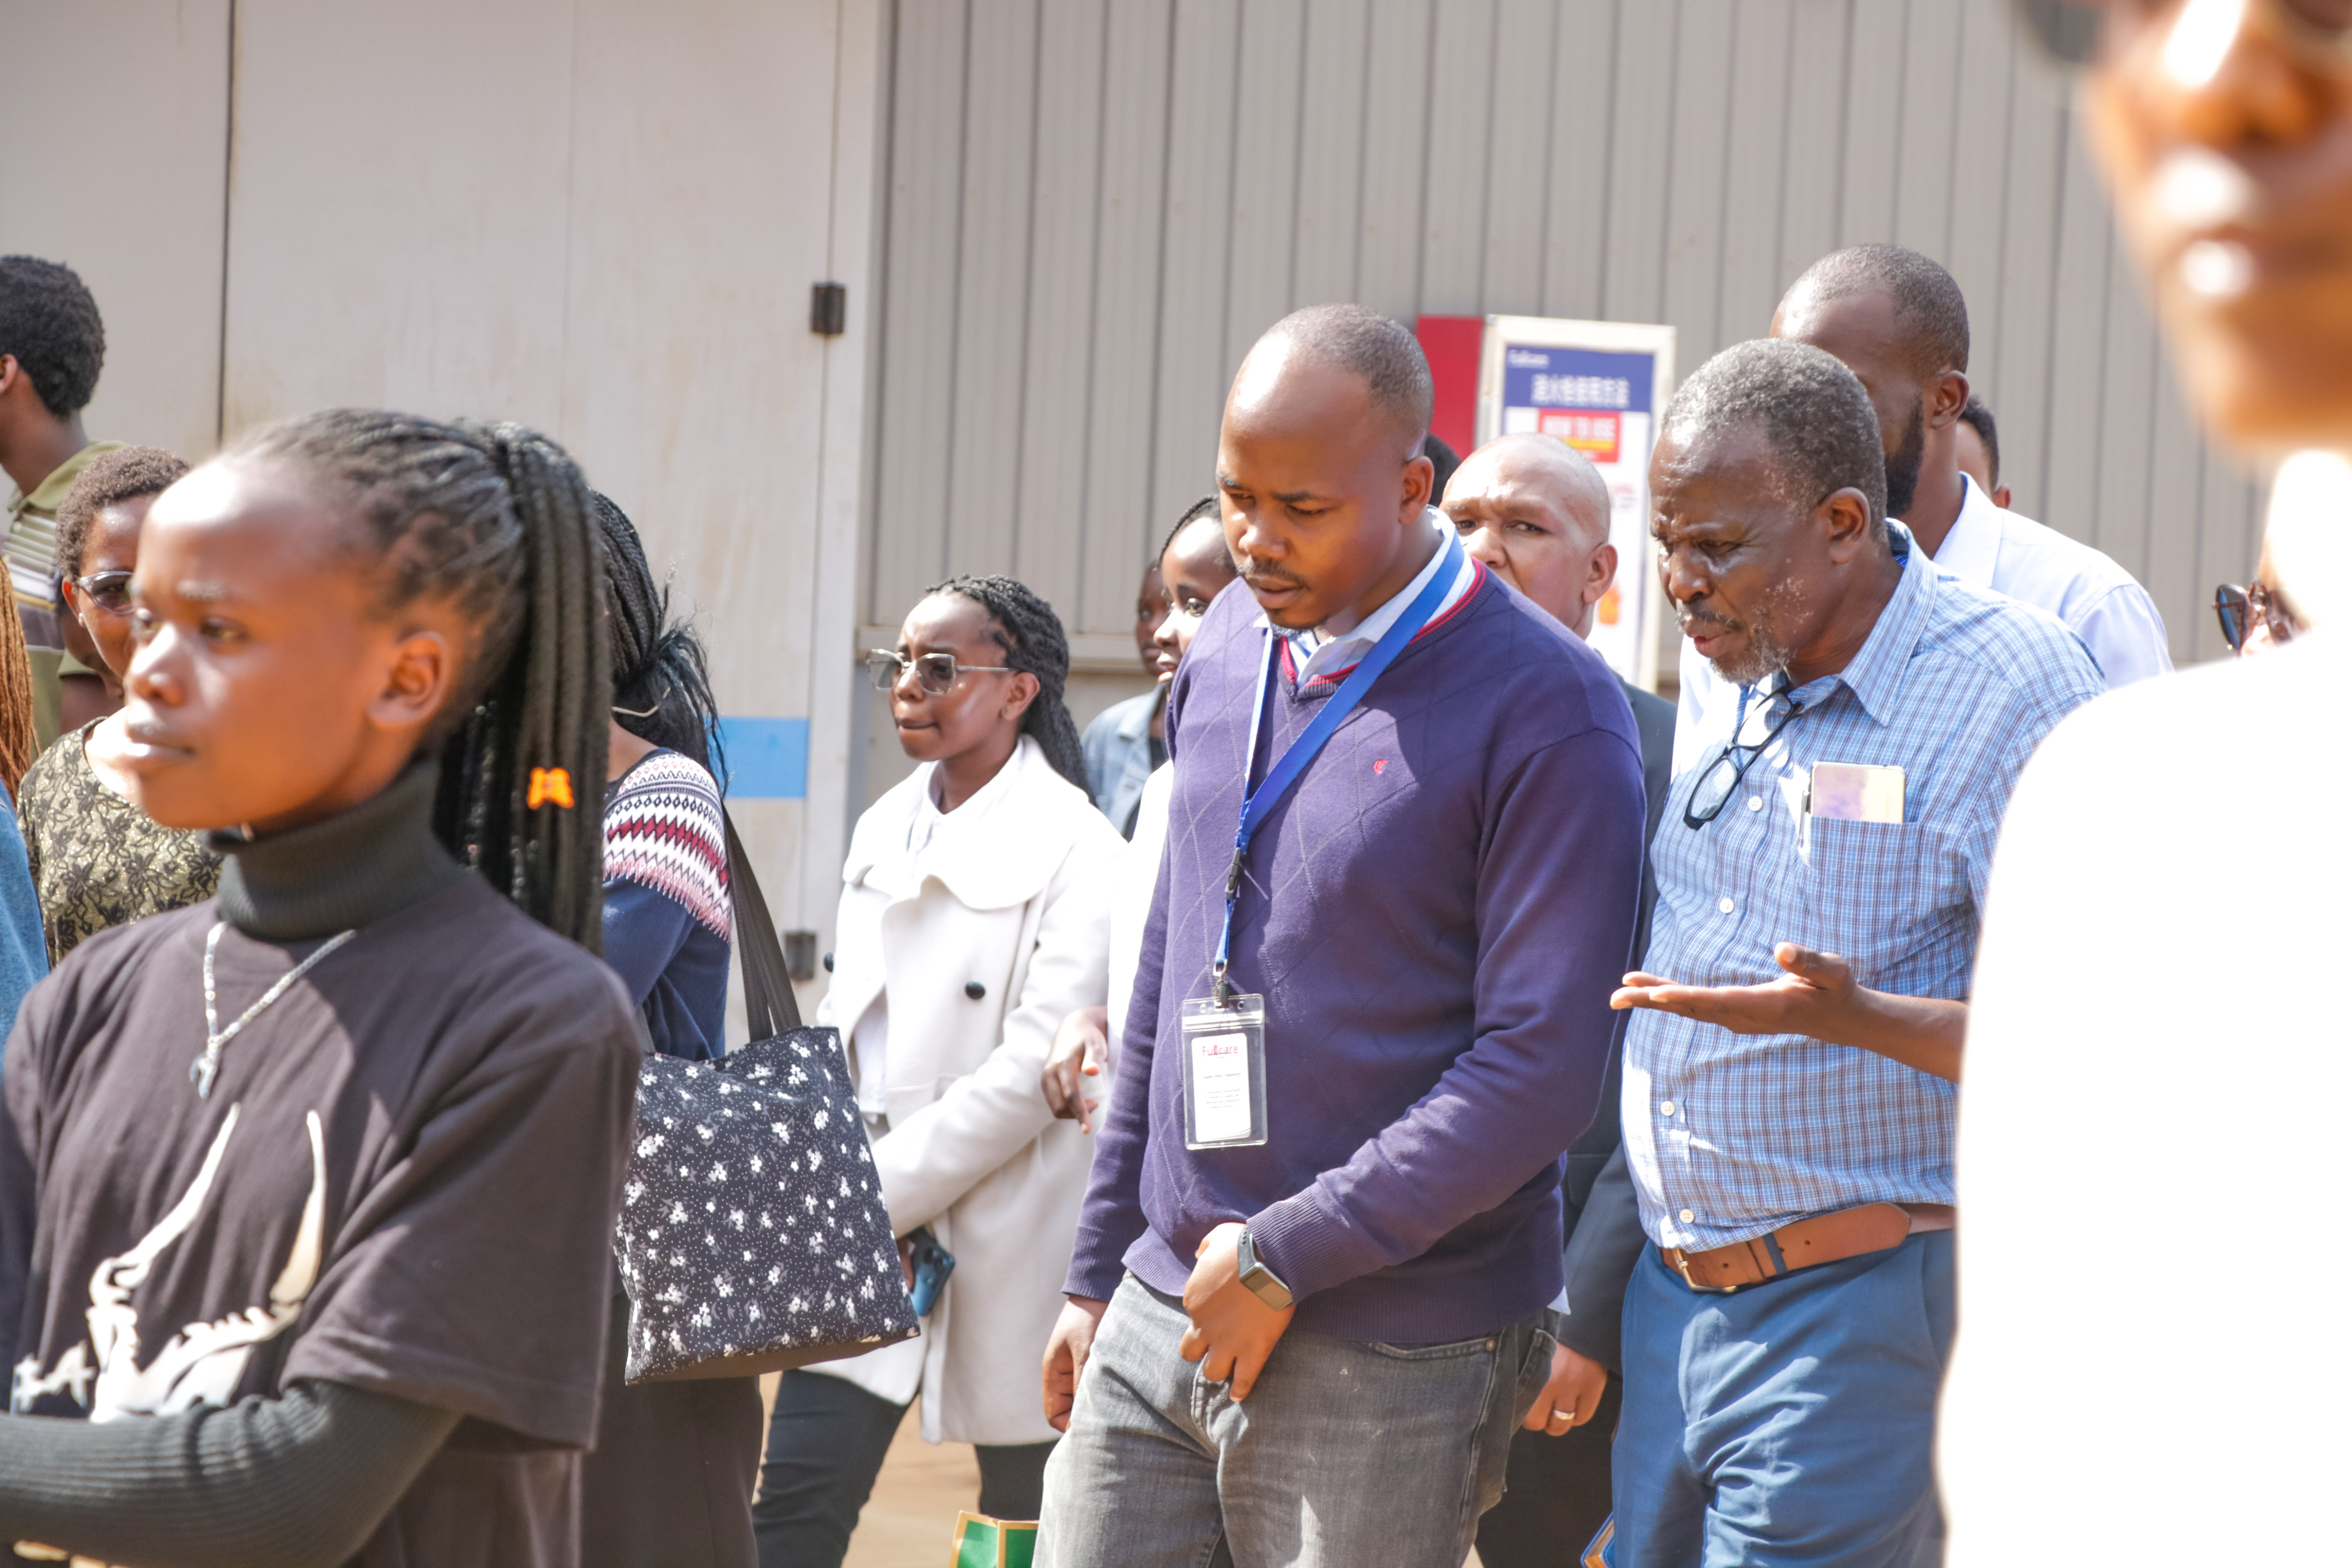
[1016,0,1111,623]
[1075,0,1176,630]
[1418,0,1495,315]
[1227,0,1311,368]
[864,0,2262,729]
[0,1,231,460]
[211,0,880,973]
[221,1,578,432]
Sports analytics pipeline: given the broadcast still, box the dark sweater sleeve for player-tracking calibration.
[1247,724,1646,1304]
[0,1378,459,1568]
[1556,1145,1646,1372]
[601,875,695,1008]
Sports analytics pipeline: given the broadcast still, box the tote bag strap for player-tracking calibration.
[723,808,804,1037]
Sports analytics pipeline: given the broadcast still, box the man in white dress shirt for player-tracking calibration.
[1673,246,2172,771]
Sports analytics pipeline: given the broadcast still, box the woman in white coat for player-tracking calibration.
[752,575,1122,1568]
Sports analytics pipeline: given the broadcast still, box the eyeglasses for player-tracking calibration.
[1684,687,1806,828]
[2016,0,2352,69]
[2213,580,2300,652]
[71,570,134,616]
[865,649,1012,696]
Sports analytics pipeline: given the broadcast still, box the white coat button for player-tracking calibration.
[1718,897,1735,914]
[1747,796,1763,811]
[1679,1208,1695,1223]
[1661,1101,1677,1117]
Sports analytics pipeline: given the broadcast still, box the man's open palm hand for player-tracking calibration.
[1612,943,1856,1038]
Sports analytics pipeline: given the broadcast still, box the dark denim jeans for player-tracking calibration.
[1038,1274,1551,1568]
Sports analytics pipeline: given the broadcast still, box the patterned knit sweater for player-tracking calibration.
[604,750,730,940]
[602,750,732,1059]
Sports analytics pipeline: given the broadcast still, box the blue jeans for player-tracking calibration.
[1613,1233,1956,1568]
[1037,1274,1551,1568]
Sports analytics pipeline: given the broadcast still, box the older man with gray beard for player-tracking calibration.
[1604,339,2100,1568]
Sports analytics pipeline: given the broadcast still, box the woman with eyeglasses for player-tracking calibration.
[17,445,219,966]
[751,575,1119,1568]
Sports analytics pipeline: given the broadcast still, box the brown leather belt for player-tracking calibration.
[1661,1203,1951,1294]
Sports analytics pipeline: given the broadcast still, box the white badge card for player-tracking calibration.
[1808,762,1905,823]
[1180,994,1268,1150]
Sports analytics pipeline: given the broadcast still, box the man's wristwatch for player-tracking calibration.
[1234,1226,1294,1311]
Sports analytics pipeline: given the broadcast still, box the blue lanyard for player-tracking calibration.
[1212,529,1466,1002]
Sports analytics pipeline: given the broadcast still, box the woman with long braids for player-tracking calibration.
[578,493,761,1568]
[752,575,1119,1566]
[0,409,638,1567]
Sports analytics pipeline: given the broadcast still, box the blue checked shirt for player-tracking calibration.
[1624,525,2105,1251]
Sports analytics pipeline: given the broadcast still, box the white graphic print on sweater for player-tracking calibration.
[11,1103,329,1420]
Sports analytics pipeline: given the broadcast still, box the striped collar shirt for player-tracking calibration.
[1623,525,2105,1252]
[1258,512,1481,686]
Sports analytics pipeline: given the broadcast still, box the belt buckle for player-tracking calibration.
[1667,1247,1738,1295]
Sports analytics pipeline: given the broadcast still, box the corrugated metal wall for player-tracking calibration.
[862,0,2265,675]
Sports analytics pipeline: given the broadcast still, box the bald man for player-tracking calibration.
[1674,246,2172,773]
[1443,434,1674,1568]
[1038,307,1646,1568]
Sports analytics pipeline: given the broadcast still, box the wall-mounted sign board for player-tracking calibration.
[1475,316,1676,692]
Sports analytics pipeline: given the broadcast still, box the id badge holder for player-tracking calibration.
[1179,993,1268,1149]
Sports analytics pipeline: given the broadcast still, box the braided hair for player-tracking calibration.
[922,575,1087,790]
[232,409,611,949]
[594,492,724,783]
[0,585,32,802]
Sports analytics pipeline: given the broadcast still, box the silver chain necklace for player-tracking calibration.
[193,922,358,1099]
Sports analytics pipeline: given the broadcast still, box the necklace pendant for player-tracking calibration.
[191,1053,218,1100]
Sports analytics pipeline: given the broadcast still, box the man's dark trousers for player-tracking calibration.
[1475,675,1674,1568]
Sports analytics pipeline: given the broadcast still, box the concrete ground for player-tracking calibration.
[842,1403,984,1568]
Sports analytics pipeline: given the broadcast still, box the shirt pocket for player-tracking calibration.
[1790,817,1944,981]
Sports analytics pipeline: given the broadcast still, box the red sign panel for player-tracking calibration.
[1537,409,1621,463]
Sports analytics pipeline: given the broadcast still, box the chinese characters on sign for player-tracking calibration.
[1480,325,1675,690]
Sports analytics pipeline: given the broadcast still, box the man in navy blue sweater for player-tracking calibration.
[1036,305,1646,1567]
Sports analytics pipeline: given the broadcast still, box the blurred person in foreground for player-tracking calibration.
[1608,339,2102,1567]
[1045,496,1241,1134]
[1439,433,1675,1566]
[1948,5,2352,1561]
[1674,246,2171,771]
[1036,306,1644,1567]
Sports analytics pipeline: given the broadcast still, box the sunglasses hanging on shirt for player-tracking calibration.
[1685,685,1808,829]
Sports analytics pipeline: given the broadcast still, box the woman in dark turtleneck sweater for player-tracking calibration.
[0,412,638,1568]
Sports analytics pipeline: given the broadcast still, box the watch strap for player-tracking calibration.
[1235,1226,1294,1311]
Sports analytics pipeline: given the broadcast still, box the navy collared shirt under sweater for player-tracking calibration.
[1066,555,1648,1342]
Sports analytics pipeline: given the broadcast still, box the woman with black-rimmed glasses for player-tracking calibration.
[18,445,218,965]
[752,576,1120,1568]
